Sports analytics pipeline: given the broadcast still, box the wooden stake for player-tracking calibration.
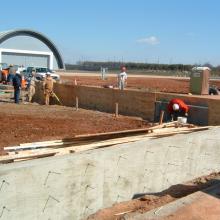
[115,102,118,117]
[76,96,79,111]
[159,110,165,125]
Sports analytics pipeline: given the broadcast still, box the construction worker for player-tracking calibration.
[28,69,36,102]
[167,98,189,121]
[118,66,127,90]
[0,70,2,82]
[1,67,9,84]
[21,75,27,103]
[209,85,220,95]
[43,72,54,105]
[12,70,22,104]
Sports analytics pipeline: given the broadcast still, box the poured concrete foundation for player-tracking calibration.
[0,128,220,220]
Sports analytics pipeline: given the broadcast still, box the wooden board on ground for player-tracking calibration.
[2,125,216,163]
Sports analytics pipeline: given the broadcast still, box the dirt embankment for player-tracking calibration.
[0,103,149,155]
[87,172,220,220]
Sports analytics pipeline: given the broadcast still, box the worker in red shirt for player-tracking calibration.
[167,98,189,121]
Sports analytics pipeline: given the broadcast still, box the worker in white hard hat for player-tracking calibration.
[167,98,189,121]
[118,66,127,90]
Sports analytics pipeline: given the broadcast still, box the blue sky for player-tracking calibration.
[0,0,220,65]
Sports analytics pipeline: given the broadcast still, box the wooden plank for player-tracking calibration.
[5,121,181,152]
[5,142,64,151]
[57,126,213,155]
[5,139,99,152]
[2,126,216,163]
[4,124,207,154]
[5,124,168,152]
[0,152,57,164]
[20,140,63,147]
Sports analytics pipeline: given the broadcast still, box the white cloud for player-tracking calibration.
[137,36,160,45]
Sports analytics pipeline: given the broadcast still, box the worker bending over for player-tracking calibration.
[167,98,189,121]
[43,72,54,105]
[118,66,127,90]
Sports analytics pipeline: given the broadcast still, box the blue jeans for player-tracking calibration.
[172,110,186,121]
[14,88,20,104]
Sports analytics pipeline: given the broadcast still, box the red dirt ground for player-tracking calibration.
[87,172,220,220]
[0,103,149,155]
[61,75,220,94]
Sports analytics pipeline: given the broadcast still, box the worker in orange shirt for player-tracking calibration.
[21,75,27,102]
[167,98,189,121]
[1,67,9,84]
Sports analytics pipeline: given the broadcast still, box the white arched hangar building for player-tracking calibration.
[0,29,65,70]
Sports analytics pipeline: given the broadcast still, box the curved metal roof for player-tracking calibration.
[0,29,65,69]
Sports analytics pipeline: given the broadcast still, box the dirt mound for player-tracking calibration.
[0,103,149,155]
[87,172,220,220]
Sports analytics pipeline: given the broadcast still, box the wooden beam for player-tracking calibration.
[115,102,118,117]
[75,96,79,111]
[159,110,165,125]
[1,126,215,163]
[0,152,57,164]
[3,122,197,152]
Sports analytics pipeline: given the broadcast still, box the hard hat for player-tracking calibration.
[121,66,126,71]
[46,72,51,75]
[16,70,20,74]
[173,103,180,111]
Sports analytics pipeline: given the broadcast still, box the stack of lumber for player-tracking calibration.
[0,122,216,164]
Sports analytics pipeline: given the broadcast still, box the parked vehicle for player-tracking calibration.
[26,67,60,81]
[0,63,8,70]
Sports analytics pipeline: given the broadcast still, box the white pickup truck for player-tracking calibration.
[26,67,60,81]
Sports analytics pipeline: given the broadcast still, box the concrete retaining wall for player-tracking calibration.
[0,128,220,220]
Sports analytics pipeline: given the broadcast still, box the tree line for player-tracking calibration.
[65,61,220,75]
